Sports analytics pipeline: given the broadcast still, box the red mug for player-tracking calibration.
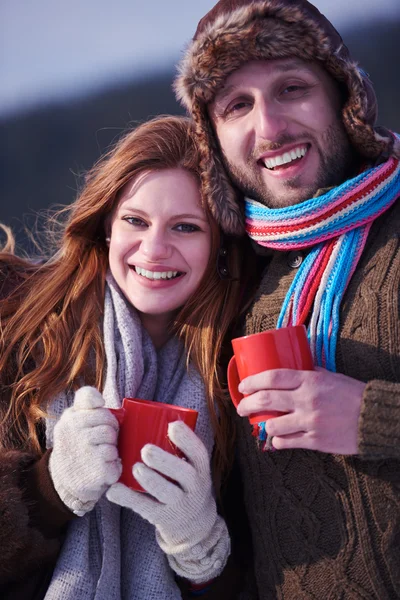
[228,325,314,424]
[110,398,198,492]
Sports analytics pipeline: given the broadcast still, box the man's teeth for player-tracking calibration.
[264,146,307,170]
[135,266,179,280]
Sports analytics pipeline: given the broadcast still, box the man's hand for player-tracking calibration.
[237,367,366,454]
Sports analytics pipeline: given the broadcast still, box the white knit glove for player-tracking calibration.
[106,421,230,583]
[49,386,122,516]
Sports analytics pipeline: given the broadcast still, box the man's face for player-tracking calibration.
[209,58,356,208]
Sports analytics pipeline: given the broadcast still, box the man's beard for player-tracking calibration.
[221,121,357,208]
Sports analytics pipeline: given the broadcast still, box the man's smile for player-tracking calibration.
[259,144,309,170]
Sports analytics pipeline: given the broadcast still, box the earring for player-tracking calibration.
[105,236,111,245]
[217,234,234,280]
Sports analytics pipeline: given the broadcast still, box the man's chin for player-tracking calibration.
[228,168,317,208]
[248,184,317,209]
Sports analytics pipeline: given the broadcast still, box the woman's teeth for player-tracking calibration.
[134,266,179,280]
[264,146,308,170]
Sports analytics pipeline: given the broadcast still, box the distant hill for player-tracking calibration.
[1,19,399,250]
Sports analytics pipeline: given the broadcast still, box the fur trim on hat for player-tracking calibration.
[174,0,399,235]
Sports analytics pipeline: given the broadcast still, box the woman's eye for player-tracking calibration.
[123,216,146,227]
[174,223,200,233]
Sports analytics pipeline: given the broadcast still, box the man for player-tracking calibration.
[174,1,400,598]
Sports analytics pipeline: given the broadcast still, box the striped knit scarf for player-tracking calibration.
[245,155,400,371]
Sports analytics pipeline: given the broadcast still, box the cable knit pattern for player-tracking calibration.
[360,381,400,459]
[237,202,400,599]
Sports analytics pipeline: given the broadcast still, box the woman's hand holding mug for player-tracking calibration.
[107,421,230,584]
[49,386,122,516]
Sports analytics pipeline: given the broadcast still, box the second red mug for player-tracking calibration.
[227,325,314,424]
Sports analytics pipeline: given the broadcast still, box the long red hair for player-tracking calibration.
[0,115,245,486]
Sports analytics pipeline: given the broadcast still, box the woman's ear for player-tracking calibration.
[104,217,111,246]
[103,213,112,246]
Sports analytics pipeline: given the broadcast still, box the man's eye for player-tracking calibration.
[281,84,307,97]
[224,100,251,116]
[174,223,200,233]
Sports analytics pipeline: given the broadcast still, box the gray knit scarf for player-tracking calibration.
[44,274,214,600]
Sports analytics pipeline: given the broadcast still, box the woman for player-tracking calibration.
[0,116,244,599]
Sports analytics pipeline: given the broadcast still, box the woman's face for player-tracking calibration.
[108,168,211,325]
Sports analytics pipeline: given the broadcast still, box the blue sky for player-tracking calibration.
[1,0,399,117]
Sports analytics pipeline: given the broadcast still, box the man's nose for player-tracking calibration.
[140,228,172,261]
[254,99,287,141]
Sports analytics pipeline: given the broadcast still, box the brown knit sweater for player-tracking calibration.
[234,201,400,599]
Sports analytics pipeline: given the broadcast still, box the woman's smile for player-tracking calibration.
[130,264,185,286]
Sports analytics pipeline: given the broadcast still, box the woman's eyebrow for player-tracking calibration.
[171,213,208,223]
[118,207,208,223]
[118,205,147,214]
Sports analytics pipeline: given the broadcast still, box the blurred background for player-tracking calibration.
[1,0,399,250]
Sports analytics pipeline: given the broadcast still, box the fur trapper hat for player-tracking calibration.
[174,0,400,235]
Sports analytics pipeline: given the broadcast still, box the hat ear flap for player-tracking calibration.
[337,60,395,158]
[194,102,245,235]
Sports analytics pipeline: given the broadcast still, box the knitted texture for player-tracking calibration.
[245,155,400,371]
[360,381,400,459]
[107,421,230,583]
[44,274,215,600]
[237,202,400,599]
[49,386,121,516]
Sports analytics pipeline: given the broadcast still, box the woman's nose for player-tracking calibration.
[140,229,172,261]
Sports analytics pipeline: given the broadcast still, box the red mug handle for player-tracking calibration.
[109,407,125,425]
[227,355,285,425]
[227,355,244,408]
